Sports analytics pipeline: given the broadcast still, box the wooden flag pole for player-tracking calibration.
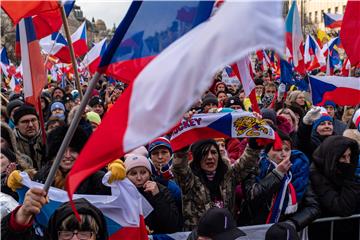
[43,72,101,192]
[59,4,84,100]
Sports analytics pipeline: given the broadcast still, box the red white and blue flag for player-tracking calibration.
[40,32,71,63]
[0,47,10,77]
[170,112,275,151]
[71,21,88,57]
[309,75,360,106]
[304,35,326,70]
[18,17,46,108]
[66,1,285,205]
[323,12,343,29]
[285,0,305,74]
[81,38,107,75]
[17,172,152,240]
[97,1,214,84]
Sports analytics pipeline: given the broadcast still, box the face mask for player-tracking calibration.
[336,162,353,177]
[51,113,65,121]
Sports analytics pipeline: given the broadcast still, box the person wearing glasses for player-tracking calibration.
[1,187,108,240]
[13,104,46,170]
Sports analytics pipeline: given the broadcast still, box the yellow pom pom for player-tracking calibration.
[7,170,23,192]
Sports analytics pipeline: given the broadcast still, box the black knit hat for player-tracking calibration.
[265,222,299,240]
[46,125,88,160]
[88,96,104,108]
[13,104,39,125]
[1,147,17,162]
[224,96,243,108]
[6,99,24,117]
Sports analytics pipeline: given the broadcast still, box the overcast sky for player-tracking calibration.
[76,1,131,29]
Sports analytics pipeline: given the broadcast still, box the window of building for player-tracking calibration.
[321,10,324,22]
[335,7,338,13]
[309,12,312,23]
[343,5,346,13]
[315,11,318,23]
[328,8,331,13]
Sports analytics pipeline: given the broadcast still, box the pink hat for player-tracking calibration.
[124,154,152,174]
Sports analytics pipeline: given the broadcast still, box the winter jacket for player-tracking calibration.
[1,198,108,240]
[139,183,182,234]
[294,121,332,161]
[14,129,45,169]
[172,145,259,231]
[240,150,312,226]
[33,162,111,195]
[308,136,360,240]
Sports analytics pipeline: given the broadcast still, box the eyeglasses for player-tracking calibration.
[19,118,38,126]
[58,231,93,240]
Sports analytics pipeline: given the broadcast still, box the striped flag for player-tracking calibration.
[18,17,46,108]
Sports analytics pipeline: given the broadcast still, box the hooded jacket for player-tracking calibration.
[309,136,360,240]
[310,136,360,216]
[1,198,108,240]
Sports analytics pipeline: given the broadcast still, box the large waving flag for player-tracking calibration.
[323,12,343,29]
[81,38,107,75]
[340,1,360,66]
[0,47,10,77]
[1,1,60,24]
[71,21,88,57]
[18,17,46,108]
[97,1,214,84]
[170,112,275,151]
[18,172,151,240]
[40,32,72,63]
[32,0,75,40]
[285,0,305,74]
[66,1,285,203]
[309,75,360,106]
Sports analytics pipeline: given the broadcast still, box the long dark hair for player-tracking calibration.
[190,139,228,201]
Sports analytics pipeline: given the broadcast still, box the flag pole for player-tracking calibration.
[43,71,101,192]
[59,3,84,100]
[1,93,9,104]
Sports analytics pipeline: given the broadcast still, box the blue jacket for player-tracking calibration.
[355,154,360,183]
[258,150,310,201]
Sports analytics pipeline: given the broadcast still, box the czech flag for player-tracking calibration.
[32,0,75,40]
[14,1,74,57]
[66,0,285,208]
[285,0,305,74]
[0,47,10,77]
[97,1,214,84]
[170,112,275,151]
[71,21,88,57]
[40,32,72,63]
[18,172,152,240]
[309,75,360,106]
[81,38,107,74]
[304,35,326,70]
[323,12,343,29]
[18,17,46,108]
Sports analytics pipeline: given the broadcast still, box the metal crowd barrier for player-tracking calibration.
[150,214,360,240]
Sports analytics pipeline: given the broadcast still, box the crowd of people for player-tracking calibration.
[1,66,360,240]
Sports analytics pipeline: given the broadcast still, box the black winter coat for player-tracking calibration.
[139,182,182,234]
[308,136,360,240]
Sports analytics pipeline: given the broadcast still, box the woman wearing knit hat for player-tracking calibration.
[86,111,102,131]
[124,154,182,234]
[295,106,335,161]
